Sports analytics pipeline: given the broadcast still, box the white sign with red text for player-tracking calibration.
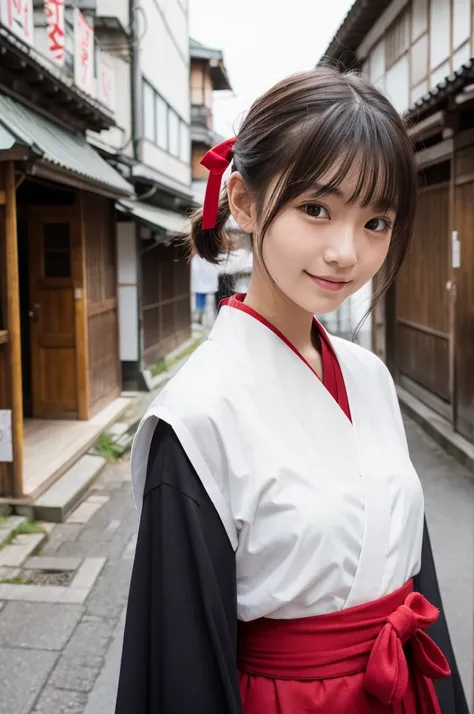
[74,8,95,96]
[44,0,65,65]
[98,54,115,110]
[0,0,33,45]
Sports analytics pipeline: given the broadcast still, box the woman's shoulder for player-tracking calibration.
[157,338,236,417]
[330,334,393,380]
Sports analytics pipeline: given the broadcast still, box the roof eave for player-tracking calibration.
[405,60,474,122]
[210,63,232,92]
[322,0,394,61]
[28,159,134,199]
[0,27,116,132]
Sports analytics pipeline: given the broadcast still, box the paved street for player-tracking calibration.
[0,415,473,714]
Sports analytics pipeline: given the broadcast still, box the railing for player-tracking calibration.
[191,104,212,129]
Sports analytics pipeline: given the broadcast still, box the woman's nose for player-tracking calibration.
[323,226,357,267]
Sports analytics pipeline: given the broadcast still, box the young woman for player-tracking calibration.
[115,68,469,714]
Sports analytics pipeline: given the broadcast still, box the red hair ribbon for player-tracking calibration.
[200,137,236,230]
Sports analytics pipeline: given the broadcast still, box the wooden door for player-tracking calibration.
[454,144,474,441]
[28,208,78,418]
[393,177,452,419]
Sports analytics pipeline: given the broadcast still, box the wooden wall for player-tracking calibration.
[454,142,474,440]
[192,144,208,180]
[83,194,120,417]
[140,240,191,369]
[394,180,451,406]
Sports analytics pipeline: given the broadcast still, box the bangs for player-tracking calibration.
[263,100,415,230]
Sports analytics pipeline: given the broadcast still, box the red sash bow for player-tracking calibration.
[365,591,450,712]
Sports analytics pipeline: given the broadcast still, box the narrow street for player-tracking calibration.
[0,415,473,714]
[0,420,474,714]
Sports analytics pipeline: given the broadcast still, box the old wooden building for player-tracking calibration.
[0,3,133,505]
[323,0,474,443]
[190,38,232,198]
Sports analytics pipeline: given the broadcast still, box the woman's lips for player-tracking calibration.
[306,273,351,292]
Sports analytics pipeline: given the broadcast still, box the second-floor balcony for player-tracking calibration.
[95,0,130,37]
[191,104,221,147]
[191,104,212,130]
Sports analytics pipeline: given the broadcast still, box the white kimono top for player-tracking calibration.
[131,297,424,622]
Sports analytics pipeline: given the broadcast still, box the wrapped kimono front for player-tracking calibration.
[116,294,468,714]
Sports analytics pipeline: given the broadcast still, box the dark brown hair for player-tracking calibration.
[189,66,417,309]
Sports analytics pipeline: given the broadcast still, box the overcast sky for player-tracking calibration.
[189,0,354,137]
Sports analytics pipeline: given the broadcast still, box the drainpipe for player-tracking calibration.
[130,0,141,162]
[129,0,144,384]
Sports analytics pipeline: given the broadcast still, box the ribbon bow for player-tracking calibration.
[364,592,451,713]
[200,137,236,230]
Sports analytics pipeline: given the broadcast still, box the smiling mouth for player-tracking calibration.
[305,272,352,292]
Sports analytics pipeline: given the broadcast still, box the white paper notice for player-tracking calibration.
[0,410,13,462]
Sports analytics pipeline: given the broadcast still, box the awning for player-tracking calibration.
[118,198,190,236]
[0,122,16,151]
[132,163,194,202]
[0,93,133,197]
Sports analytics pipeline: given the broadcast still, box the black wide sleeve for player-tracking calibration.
[413,519,470,714]
[115,420,242,714]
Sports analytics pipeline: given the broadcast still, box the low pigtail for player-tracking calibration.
[188,189,231,264]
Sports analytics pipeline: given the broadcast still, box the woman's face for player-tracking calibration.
[256,169,396,316]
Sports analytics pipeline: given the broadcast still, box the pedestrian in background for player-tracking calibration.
[191,252,219,326]
[116,67,468,714]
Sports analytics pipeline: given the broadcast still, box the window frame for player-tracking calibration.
[142,78,157,143]
[141,75,190,164]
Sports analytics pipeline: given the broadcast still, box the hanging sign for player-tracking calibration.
[98,54,115,110]
[44,0,65,65]
[0,0,34,45]
[74,8,95,96]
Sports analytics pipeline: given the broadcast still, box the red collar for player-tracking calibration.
[221,294,352,423]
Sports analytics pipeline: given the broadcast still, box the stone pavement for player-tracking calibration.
[0,415,473,713]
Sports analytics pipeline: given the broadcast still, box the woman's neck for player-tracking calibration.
[244,273,316,356]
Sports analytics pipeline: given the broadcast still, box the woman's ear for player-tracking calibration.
[226,172,255,234]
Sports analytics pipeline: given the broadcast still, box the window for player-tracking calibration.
[369,40,385,84]
[143,80,155,142]
[430,0,450,70]
[168,110,180,158]
[411,0,428,42]
[156,95,168,150]
[43,224,71,278]
[142,75,189,163]
[411,33,428,87]
[453,0,470,51]
[180,122,190,164]
[385,10,409,69]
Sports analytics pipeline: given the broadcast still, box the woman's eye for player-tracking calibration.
[365,217,391,232]
[303,204,329,218]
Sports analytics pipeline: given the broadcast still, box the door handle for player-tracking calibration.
[28,306,39,322]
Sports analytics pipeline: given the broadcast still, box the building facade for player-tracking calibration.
[0,0,135,502]
[91,0,194,391]
[324,0,474,443]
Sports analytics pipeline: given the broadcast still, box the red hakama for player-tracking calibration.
[238,579,450,713]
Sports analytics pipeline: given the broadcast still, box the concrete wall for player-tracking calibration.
[137,0,191,186]
[95,0,129,31]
